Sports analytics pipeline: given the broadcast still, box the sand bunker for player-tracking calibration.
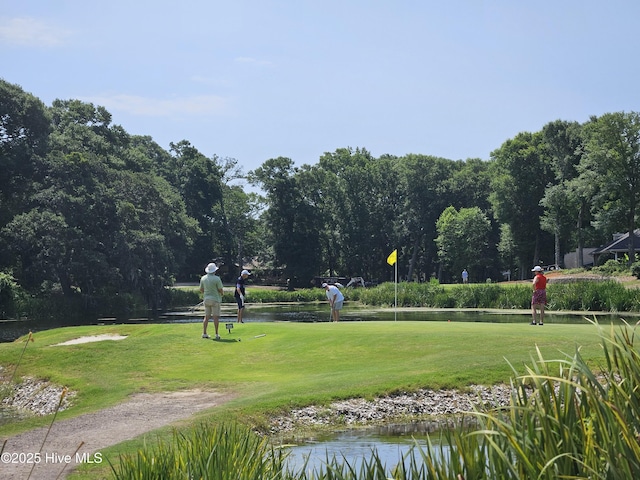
[52,334,128,346]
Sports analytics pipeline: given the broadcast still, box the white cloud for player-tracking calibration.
[80,94,230,116]
[0,17,71,47]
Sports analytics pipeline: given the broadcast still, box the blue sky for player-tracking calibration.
[2,1,640,175]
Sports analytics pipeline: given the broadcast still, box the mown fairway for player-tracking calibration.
[0,319,610,432]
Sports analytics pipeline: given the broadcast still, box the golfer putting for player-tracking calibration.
[323,282,344,322]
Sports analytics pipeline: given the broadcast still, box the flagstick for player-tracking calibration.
[394,257,398,321]
[386,248,398,321]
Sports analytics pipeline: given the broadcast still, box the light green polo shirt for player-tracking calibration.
[200,273,223,302]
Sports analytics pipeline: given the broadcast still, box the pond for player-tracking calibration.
[0,303,633,343]
[283,422,451,475]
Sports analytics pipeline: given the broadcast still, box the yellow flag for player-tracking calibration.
[386,249,397,266]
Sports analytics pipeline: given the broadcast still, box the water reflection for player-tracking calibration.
[283,424,450,474]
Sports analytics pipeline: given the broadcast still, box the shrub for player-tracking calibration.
[0,272,27,319]
[592,259,630,276]
[632,261,640,279]
[166,287,201,308]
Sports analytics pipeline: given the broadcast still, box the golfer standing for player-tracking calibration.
[200,262,224,339]
[462,269,469,284]
[235,269,251,323]
[323,283,345,322]
[531,266,547,326]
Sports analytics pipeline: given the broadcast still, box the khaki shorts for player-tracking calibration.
[204,299,221,317]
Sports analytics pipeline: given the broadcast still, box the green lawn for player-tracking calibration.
[0,319,613,477]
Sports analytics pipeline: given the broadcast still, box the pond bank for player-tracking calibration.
[267,384,514,438]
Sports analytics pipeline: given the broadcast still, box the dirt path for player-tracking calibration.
[1,389,235,480]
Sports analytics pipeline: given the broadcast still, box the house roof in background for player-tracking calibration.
[592,230,640,255]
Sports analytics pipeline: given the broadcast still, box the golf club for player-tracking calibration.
[190,301,204,312]
[236,334,266,342]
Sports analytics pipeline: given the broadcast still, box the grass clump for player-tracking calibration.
[110,422,289,479]
[462,320,640,478]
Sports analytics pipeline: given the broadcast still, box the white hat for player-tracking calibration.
[205,262,219,273]
[241,269,251,276]
[531,266,543,272]
[321,283,328,288]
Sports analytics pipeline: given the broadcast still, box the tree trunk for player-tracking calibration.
[577,203,585,267]
[532,231,541,270]
[57,269,74,298]
[407,234,421,282]
[629,198,636,266]
[554,224,561,268]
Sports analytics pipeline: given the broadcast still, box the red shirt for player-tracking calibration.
[534,273,547,290]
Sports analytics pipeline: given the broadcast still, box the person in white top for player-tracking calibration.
[322,283,345,322]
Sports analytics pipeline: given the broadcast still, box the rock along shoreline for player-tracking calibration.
[2,370,515,441]
[268,384,514,435]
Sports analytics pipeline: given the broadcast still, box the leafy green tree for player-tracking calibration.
[7,150,120,297]
[3,149,197,308]
[566,167,601,266]
[297,164,338,277]
[397,154,456,282]
[445,158,493,212]
[489,132,553,277]
[317,148,402,282]
[49,99,129,164]
[167,141,224,280]
[540,120,584,267]
[541,120,583,182]
[250,157,322,286]
[539,184,573,268]
[582,112,640,264]
[435,206,492,282]
[3,98,198,310]
[2,209,73,295]
[212,156,265,277]
[110,170,197,308]
[0,79,51,245]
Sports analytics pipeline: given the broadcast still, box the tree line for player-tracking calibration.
[251,113,640,286]
[2,78,640,313]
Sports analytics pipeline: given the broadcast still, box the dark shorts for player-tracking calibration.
[532,289,546,306]
[235,296,245,309]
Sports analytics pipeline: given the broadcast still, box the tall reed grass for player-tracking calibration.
[229,280,640,313]
[110,423,289,479]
